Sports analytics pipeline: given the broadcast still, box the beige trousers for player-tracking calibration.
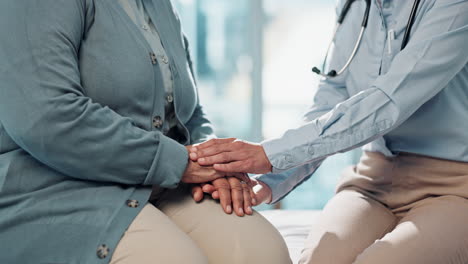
[110,184,291,264]
[300,152,468,264]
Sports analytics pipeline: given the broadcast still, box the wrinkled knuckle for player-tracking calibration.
[226,176,235,182]
[212,145,220,152]
[221,152,230,161]
[211,179,222,186]
[230,178,242,187]
[219,182,231,189]
[216,185,231,192]
[239,151,249,159]
[214,177,229,185]
[232,186,243,192]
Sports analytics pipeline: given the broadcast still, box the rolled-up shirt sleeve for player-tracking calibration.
[0,1,188,188]
[263,0,468,175]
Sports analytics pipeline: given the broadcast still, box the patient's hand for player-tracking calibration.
[189,138,272,174]
[191,177,273,216]
[191,176,254,217]
[182,146,250,184]
[181,160,225,183]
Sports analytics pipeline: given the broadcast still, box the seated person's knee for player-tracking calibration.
[228,212,291,264]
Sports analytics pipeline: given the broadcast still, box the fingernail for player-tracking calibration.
[252,198,257,205]
[191,147,198,152]
[247,206,253,214]
[238,208,244,215]
[189,153,197,159]
[199,158,205,163]
[226,205,232,214]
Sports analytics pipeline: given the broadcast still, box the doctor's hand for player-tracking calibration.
[181,160,251,184]
[191,176,254,217]
[189,138,273,174]
[182,146,251,184]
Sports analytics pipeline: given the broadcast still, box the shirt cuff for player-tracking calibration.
[262,139,298,173]
[253,173,284,204]
[144,134,188,188]
[253,159,322,203]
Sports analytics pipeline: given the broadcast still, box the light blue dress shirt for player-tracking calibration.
[256,0,468,203]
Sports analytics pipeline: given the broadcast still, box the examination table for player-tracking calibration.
[260,210,320,263]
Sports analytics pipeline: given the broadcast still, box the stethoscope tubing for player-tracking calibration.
[402,0,422,50]
[313,25,366,78]
[314,0,421,78]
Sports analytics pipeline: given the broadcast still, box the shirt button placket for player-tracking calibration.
[161,55,169,64]
[166,94,174,103]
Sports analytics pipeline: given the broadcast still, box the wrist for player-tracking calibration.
[258,145,273,174]
[182,159,193,182]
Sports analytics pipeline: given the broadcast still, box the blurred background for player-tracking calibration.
[173,0,361,210]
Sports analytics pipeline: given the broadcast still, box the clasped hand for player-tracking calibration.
[189,138,273,174]
[182,141,273,217]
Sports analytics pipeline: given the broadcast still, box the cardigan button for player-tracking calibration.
[126,199,140,208]
[153,116,163,129]
[97,244,110,259]
[150,52,157,65]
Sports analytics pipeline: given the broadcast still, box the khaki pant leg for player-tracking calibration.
[110,203,208,264]
[354,195,468,264]
[154,185,292,264]
[299,189,397,264]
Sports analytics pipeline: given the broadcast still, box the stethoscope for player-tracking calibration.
[312,0,422,78]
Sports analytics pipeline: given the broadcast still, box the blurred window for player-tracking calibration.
[175,0,255,139]
[174,0,361,210]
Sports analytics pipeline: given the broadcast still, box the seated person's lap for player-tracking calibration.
[111,184,291,264]
[354,195,468,264]
[300,190,468,264]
